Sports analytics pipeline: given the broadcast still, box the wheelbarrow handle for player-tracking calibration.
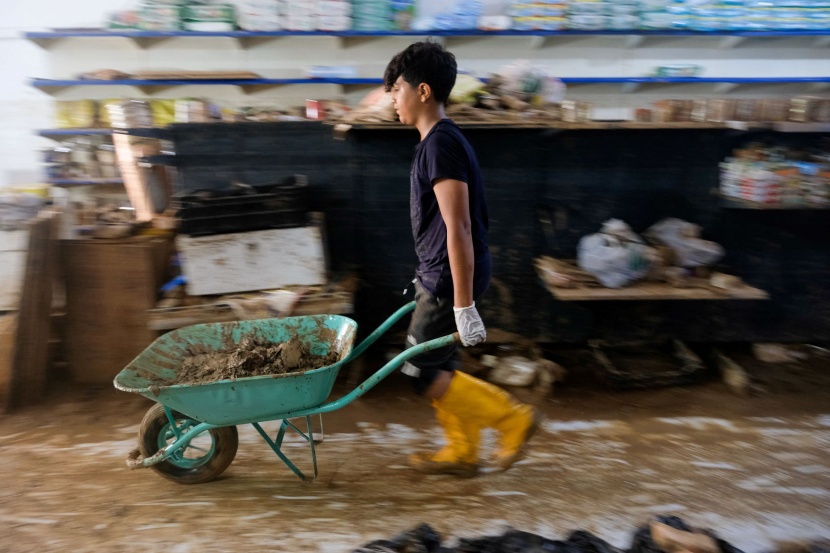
[340,300,417,364]
[312,331,460,415]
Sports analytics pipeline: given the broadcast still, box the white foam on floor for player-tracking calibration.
[543,420,620,433]
[689,461,742,470]
[656,417,740,431]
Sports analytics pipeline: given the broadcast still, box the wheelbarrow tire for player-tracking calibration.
[139,403,239,485]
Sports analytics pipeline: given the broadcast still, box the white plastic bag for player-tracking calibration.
[577,219,653,288]
[644,218,724,268]
[494,60,566,104]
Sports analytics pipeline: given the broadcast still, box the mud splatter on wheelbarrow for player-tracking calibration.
[166,334,340,386]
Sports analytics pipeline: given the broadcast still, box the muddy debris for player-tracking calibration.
[164,335,340,386]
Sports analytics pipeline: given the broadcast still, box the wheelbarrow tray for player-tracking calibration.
[114,314,357,426]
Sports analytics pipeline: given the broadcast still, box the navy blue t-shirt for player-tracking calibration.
[410,119,491,300]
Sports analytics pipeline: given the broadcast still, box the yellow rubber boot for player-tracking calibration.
[436,371,541,471]
[408,400,480,478]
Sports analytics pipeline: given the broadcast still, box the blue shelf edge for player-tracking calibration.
[38,128,113,136]
[37,127,173,139]
[31,77,383,87]
[30,76,830,88]
[47,178,123,186]
[24,29,830,39]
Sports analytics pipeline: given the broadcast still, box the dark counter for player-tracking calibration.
[164,121,830,344]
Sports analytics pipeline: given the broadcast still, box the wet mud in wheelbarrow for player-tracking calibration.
[161,334,341,386]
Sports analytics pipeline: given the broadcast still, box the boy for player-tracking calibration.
[383,40,541,477]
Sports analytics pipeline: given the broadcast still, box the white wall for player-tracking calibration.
[1,0,134,187]
[1,0,828,188]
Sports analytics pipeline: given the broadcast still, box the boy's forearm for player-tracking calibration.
[447,227,475,307]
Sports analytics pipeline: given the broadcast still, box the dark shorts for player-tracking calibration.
[402,280,459,394]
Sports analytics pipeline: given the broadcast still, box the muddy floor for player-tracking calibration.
[1,346,829,553]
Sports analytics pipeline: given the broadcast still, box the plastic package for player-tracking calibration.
[654,64,702,77]
[644,218,725,268]
[495,60,567,104]
[568,14,610,28]
[568,2,608,14]
[577,219,655,289]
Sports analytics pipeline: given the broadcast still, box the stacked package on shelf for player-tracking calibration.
[282,0,318,30]
[746,0,830,30]
[641,0,830,31]
[639,0,693,29]
[720,161,784,204]
[509,0,568,30]
[181,3,237,31]
[317,0,353,31]
[720,144,830,207]
[435,0,485,29]
[352,0,393,30]
[238,0,281,31]
[566,0,640,30]
[138,1,184,31]
[390,0,416,30]
[279,0,352,30]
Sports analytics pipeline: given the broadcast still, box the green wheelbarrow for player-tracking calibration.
[114,301,457,484]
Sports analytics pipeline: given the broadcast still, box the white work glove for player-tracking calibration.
[453,302,487,347]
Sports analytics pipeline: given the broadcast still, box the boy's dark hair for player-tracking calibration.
[383,40,457,106]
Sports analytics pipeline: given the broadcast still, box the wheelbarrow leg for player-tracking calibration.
[252,415,321,483]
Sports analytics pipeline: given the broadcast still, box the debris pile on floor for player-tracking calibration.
[352,516,829,553]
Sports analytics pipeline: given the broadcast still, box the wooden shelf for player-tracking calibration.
[147,290,354,331]
[720,197,830,210]
[548,281,770,301]
[535,257,769,302]
[337,121,754,132]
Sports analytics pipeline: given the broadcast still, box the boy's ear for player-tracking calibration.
[418,83,432,103]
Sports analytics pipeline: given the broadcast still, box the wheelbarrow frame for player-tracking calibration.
[116,301,458,482]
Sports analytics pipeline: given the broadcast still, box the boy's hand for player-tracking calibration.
[453,302,487,347]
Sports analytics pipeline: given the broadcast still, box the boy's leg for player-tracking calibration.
[434,371,541,471]
[402,281,540,472]
[402,281,481,475]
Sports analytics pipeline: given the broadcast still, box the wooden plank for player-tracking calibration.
[0,229,30,310]
[111,133,169,223]
[336,121,737,131]
[0,314,18,412]
[534,256,769,302]
[550,282,769,301]
[132,70,262,80]
[146,289,354,330]
[7,214,58,409]
[61,237,167,383]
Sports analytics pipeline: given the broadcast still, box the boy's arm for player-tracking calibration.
[434,177,474,307]
[434,178,486,346]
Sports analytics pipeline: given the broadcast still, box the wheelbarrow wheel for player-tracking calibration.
[139,403,239,485]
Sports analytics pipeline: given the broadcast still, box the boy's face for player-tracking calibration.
[389,76,422,126]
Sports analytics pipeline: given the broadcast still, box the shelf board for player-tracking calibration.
[769,122,830,133]
[335,120,787,132]
[25,28,830,51]
[38,121,830,140]
[24,28,830,49]
[32,76,830,95]
[720,197,830,210]
[549,281,770,301]
[30,77,383,94]
[535,256,769,302]
[25,29,830,39]
[47,178,123,186]
[37,128,112,137]
[112,127,171,139]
